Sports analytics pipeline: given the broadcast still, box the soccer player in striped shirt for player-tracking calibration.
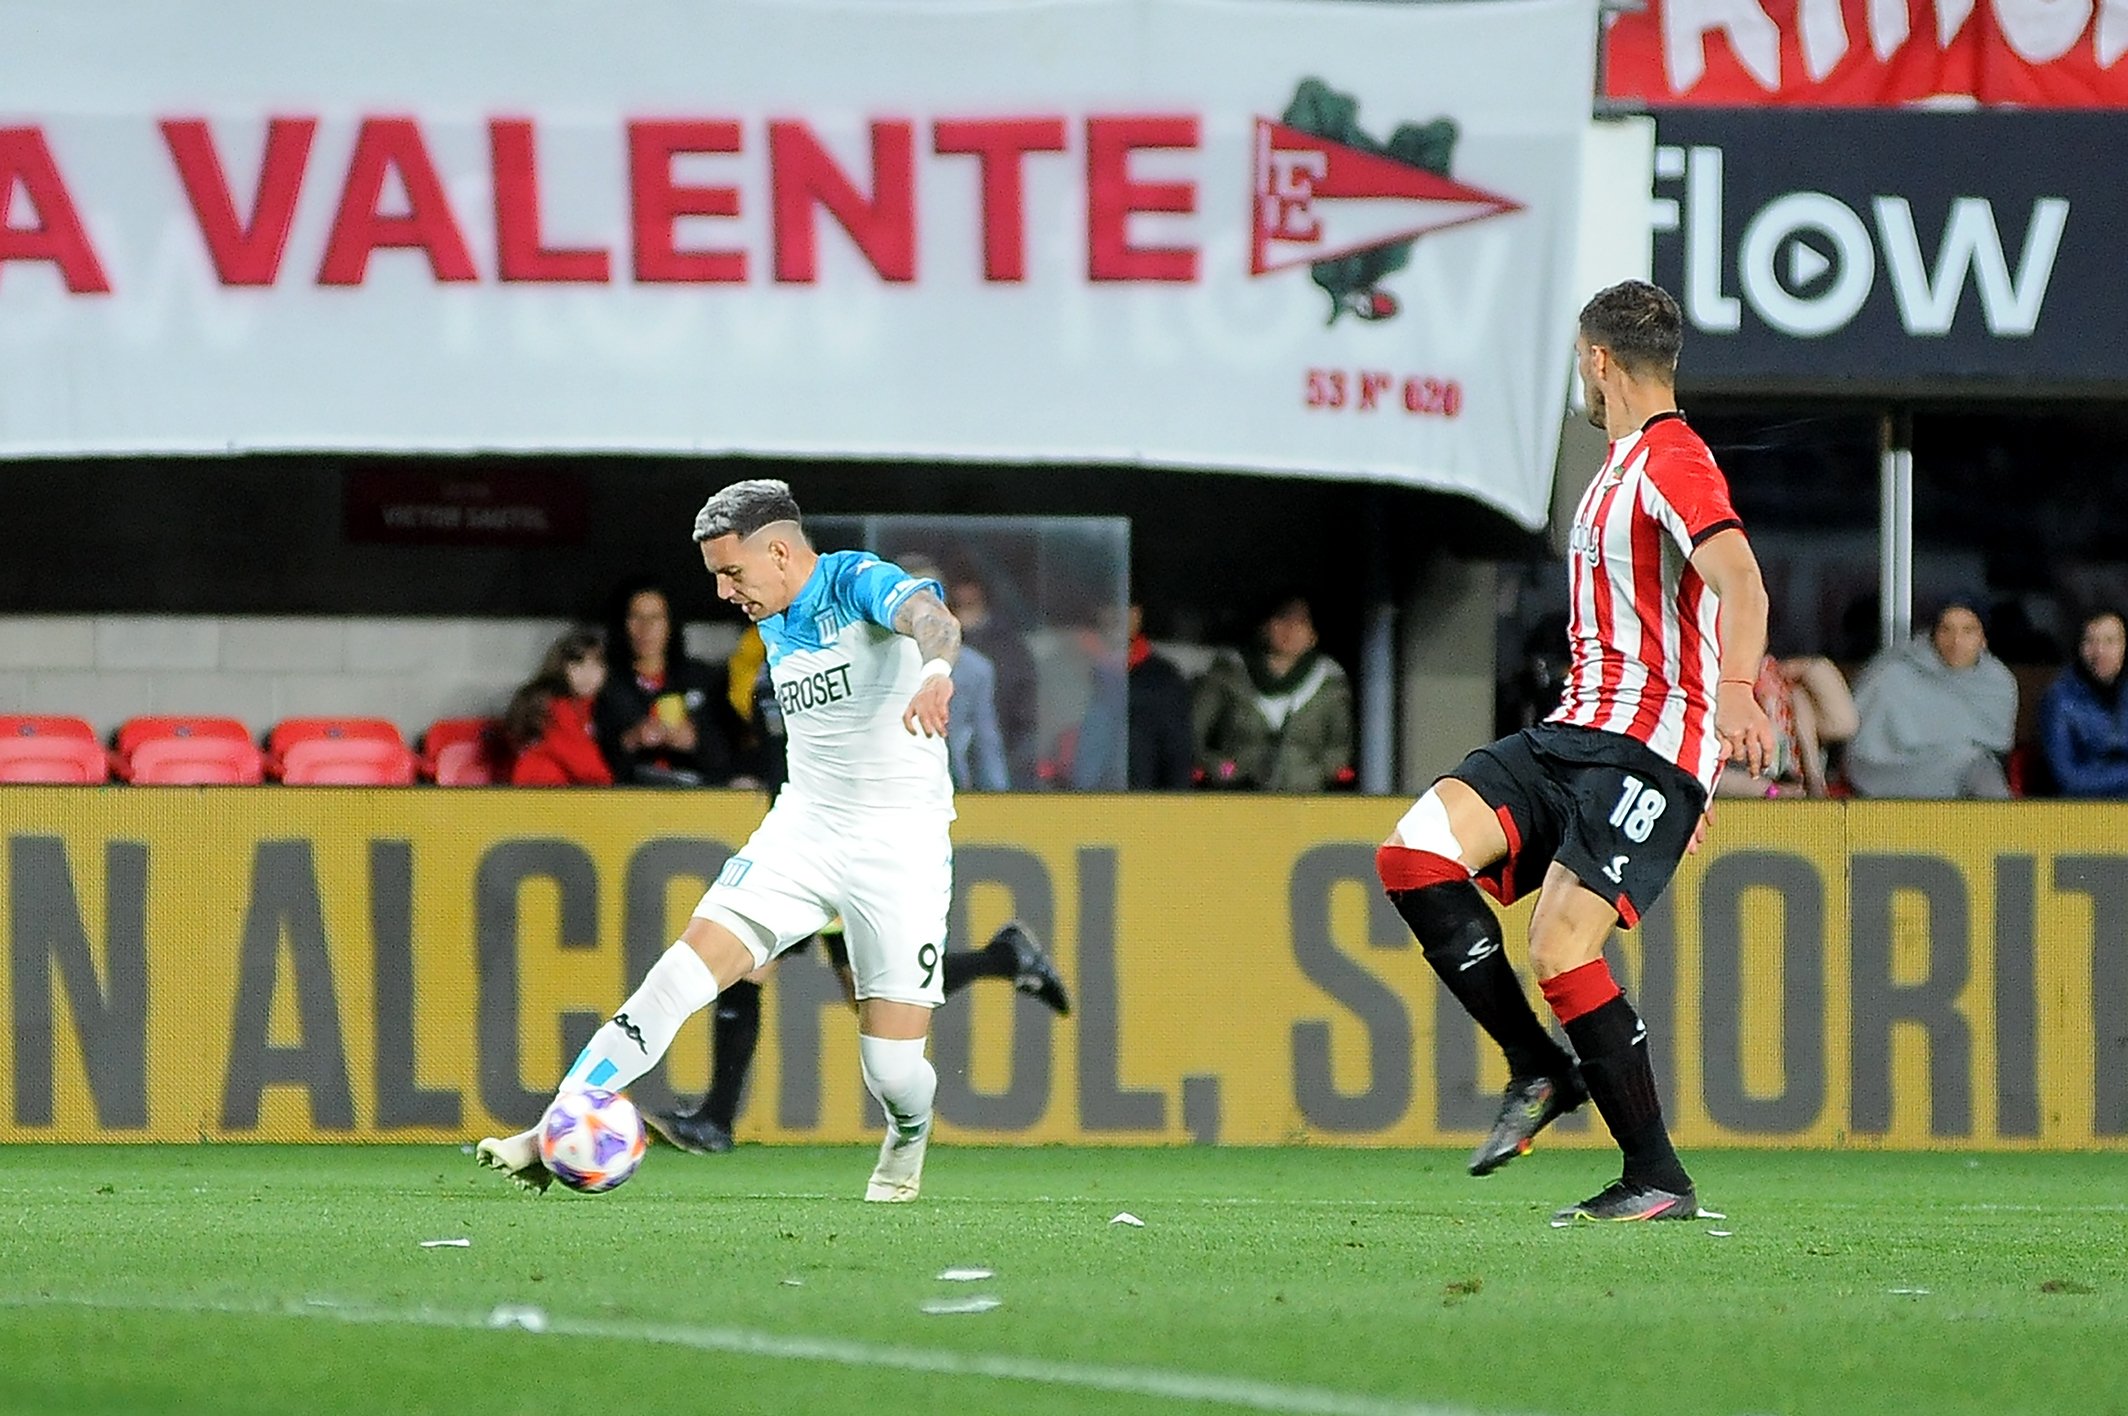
[1376,280,1774,1223]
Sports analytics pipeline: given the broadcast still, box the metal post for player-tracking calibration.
[1878,411,1913,653]
[1358,493,1396,794]
[1359,599,1395,794]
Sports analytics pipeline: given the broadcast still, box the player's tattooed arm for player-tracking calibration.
[894,588,960,738]
[892,588,962,666]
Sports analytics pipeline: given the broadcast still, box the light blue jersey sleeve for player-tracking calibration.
[826,551,942,631]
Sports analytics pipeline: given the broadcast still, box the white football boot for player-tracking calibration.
[475,1126,552,1194]
[864,1117,930,1202]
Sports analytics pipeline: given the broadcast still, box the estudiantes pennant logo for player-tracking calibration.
[1252,78,1522,324]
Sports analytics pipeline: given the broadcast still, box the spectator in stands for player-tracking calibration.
[2039,608,2128,798]
[1064,602,1130,791]
[1846,599,2016,799]
[505,628,613,786]
[595,579,741,786]
[1192,594,1353,791]
[1715,655,1859,799]
[1126,603,1194,789]
[947,567,1041,787]
[722,624,772,791]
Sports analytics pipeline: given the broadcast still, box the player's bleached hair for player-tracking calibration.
[1578,280,1683,380]
[692,479,803,544]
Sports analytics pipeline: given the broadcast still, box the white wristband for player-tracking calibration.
[919,657,954,683]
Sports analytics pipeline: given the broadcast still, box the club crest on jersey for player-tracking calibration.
[814,609,842,642]
[1251,78,1522,325]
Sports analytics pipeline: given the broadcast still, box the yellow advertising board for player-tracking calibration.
[2,789,2123,1148]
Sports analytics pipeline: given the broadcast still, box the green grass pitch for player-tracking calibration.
[0,1144,2122,1416]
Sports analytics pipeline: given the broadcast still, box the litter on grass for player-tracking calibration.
[1708,1230,1735,1238]
[920,1295,1002,1316]
[420,1238,472,1249]
[937,1267,994,1281]
[1889,1288,1932,1296]
[486,1304,549,1332]
[1110,1212,1145,1227]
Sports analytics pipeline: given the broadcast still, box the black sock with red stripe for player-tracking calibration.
[1377,847,1573,1081]
[1543,961,1691,1194]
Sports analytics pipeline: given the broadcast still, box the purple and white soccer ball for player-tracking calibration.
[537,1089,648,1193]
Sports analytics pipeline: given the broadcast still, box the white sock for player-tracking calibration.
[859,1034,936,1141]
[561,942,719,1094]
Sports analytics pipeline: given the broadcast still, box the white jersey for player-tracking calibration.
[760,550,954,818]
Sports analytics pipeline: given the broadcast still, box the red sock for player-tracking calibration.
[1540,959,1622,1025]
[1374,843,1467,891]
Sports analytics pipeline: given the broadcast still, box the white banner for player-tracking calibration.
[0,0,1595,528]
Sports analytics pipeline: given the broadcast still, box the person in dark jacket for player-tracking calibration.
[504,628,613,787]
[1127,604,1195,789]
[593,578,741,786]
[1065,601,1194,791]
[2039,608,2128,798]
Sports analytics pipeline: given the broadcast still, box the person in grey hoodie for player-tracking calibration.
[1846,600,2017,799]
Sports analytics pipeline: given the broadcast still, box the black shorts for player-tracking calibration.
[1448,722,1707,928]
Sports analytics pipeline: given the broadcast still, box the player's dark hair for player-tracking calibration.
[1578,280,1683,380]
[693,478,802,543]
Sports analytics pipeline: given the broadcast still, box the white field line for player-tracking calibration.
[727,1193,1458,1207]
[0,1292,1530,1416]
[716,1193,2128,1215]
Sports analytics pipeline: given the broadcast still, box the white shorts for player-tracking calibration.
[693,799,953,1007]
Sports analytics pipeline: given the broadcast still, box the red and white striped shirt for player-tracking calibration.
[1548,411,1742,794]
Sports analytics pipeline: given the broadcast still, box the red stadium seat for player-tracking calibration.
[422,717,494,753]
[430,738,503,786]
[0,734,111,783]
[128,734,267,786]
[267,716,405,759]
[2005,745,2032,799]
[0,714,98,742]
[277,736,419,786]
[117,714,252,756]
[114,715,255,781]
[421,717,508,785]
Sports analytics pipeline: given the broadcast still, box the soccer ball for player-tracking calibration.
[538,1089,648,1193]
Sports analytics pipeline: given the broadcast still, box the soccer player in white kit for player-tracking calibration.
[478,478,961,1201]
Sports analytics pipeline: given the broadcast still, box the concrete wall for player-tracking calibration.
[0,615,741,742]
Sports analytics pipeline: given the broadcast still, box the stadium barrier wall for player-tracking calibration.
[2,789,2123,1149]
